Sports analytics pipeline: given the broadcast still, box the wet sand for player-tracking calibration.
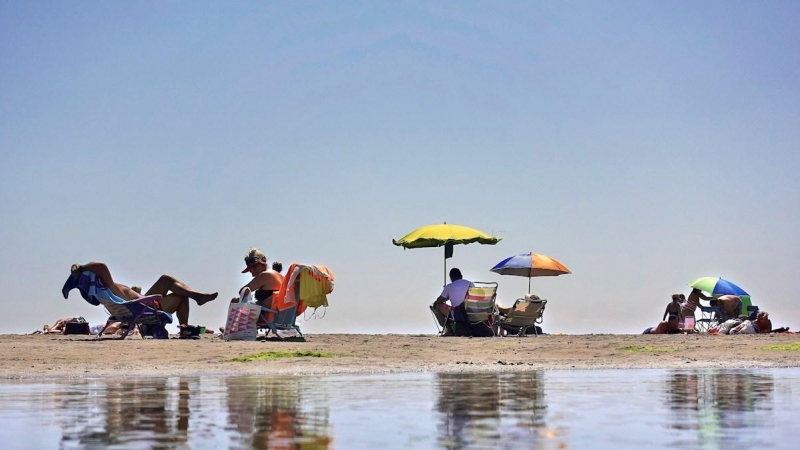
[2,333,799,379]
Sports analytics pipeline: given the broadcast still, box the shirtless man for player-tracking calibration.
[643,314,696,334]
[712,295,742,320]
[70,262,217,327]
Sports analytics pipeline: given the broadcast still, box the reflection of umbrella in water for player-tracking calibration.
[490,252,571,293]
[688,277,748,296]
[393,222,501,285]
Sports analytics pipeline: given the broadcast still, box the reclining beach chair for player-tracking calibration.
[257,263,335,340]
[62,271,172,339]
[462,282,498,337]
[497,297,547,336]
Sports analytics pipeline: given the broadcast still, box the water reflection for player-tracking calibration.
[1,369,798,449]
[58,378,192,448]
[665,371,774,448]
[436,372,547,449]
[224,377,331,449]
[48,377,331,449]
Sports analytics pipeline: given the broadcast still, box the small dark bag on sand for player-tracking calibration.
[62,318,90,335]
[179,325,201,339]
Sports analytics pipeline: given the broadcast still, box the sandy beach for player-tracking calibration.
[2,332,799,379]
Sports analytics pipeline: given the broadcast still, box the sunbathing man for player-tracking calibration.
[643,314,696,334]
[69,262,217,328]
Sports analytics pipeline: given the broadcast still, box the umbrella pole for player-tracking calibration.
[443,249,447,287]
[528,277,531,294]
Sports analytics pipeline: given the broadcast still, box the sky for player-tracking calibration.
[1,1,798,335]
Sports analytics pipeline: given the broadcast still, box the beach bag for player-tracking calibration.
[62,317,90,335]
[223,302,261,341]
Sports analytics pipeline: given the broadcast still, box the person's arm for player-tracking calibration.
[71,261,129,300]
[433,283,450,307]
[663,305,669,321]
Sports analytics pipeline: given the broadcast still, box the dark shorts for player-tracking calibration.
[643,327,653,334]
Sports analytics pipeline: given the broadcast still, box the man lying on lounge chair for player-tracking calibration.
[69,262,218,329]
[643,314,697,334]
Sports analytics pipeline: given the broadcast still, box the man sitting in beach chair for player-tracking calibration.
[430,268,474,337]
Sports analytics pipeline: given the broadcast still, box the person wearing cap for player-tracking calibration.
[232,248,284,309]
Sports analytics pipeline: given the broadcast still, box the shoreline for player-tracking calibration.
[2,333,799,380]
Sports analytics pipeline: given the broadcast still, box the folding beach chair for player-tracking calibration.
[62,271,172,339]
[462,282,498,337]
[696,304,727,332]
[258,263,335,340]
[497,297,547,336]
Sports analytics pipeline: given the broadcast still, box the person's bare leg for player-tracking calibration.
[159,294,190,326]
[146,275,218,305]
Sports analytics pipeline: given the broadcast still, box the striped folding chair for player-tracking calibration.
[463,282,498,337]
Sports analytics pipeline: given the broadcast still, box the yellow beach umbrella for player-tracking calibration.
[392,222,501,285]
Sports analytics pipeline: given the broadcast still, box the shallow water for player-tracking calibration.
[1,369,798,449]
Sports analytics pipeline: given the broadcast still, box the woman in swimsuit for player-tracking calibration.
[233,248,284,309]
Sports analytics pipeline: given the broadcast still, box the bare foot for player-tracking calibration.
[195,292,218,306]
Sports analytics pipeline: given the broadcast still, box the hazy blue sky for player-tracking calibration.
[2,1,798,335]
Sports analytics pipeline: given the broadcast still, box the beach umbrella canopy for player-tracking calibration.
[687,277,749,296]
[490,252,571,292]
[393,222,501,285]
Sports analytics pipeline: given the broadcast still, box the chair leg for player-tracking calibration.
[97,320,113,339]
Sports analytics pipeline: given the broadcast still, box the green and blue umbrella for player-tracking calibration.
[687,277,749,296]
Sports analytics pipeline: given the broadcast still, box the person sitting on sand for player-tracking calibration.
[232,248,284,310]
[69,262,218,329]
[663,294,685,321]
[430,268,474,336]
[643,314,696,334]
